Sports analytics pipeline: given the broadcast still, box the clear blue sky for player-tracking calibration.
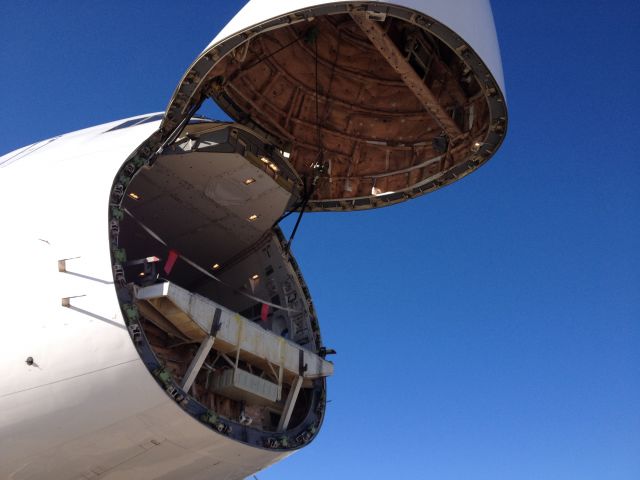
[2,1,638,479]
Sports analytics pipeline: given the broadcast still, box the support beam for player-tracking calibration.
[277,339,285,401]
[135,282,333,380]
[181,336,215,392]
[266,360,279,382]
[350,12,463,139]
[137,301,188,341]
[220,352,236,368]
[277,376,303,432]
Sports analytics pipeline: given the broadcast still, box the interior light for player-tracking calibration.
[244,178,256,185]
[128,192,140,200]
[212,263,220,270]
[268,163,279,172]
[248,214,259,221]
[138,272,146,277]
[371,187,396,197]
[260,156,270,164]
[251,274,260,280]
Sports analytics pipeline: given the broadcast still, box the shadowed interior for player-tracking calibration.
[209,13,490,202]
[115,124,327,443]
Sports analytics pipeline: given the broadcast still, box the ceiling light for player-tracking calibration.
[244,178,256,185]
[371,187,396,197]
[248,214,259,222]
[212,263,220,270]
[260,156,270,164]
[268,163,279,172]
[251,274,260,280]
[128,192,140,200]
[138,272,146,277]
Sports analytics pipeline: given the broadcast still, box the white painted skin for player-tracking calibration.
[0,118,287,479]
[210,0,506,95]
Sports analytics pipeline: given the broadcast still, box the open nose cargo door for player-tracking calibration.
[161,0,508,211]
[108,0,509,455]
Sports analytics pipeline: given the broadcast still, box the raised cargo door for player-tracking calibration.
[161,0,508,211]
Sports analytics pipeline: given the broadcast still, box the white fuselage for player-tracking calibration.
[0,117,288,479]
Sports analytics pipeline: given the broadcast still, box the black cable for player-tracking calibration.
[231,29,312,79]
[315,35,322,158]
[273,208,298,226]
[285,201,308,253]
[285,178,314,252]
[153,97,205,161]
[284,26,324,252]
[123,208,301,313]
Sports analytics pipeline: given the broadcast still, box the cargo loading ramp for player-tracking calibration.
[134,282,333,408]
